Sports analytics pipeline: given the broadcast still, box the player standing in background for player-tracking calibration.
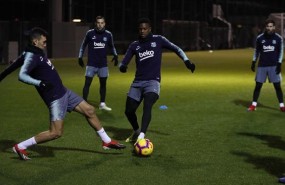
[248,19,285,112]
[10,27,125,160]
[119,18,196,143]
[78,16,118,111]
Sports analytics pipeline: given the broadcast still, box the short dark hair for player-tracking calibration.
[265,19,275,26]
[96,16,105,21]
[28,27,48,44]
[138,18,151,27]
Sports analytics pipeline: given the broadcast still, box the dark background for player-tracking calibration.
[0,0,284,60]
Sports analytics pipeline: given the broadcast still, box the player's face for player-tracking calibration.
[33,35,47,50]
[96,18,106,30]
[265,23,275,34]
[139,23,151,38]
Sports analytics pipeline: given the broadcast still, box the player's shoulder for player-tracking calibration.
[130,40,139,46]
[256,33,264,40]
[274,33,283,40]
[86,29,95,35]
[153,34,168,41]
[105,30,112,34]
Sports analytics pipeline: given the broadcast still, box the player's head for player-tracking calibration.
[28,27,48,50]
[138,18,152,39]
[95,16,106,32]
[264,19,275,34]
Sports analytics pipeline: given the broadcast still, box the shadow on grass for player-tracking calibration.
[233,99,277,111]
[104,125,170,141]
[237,132,285,151]
[231,151,285,177]
[232,132,285,177]
[0,139,123,160]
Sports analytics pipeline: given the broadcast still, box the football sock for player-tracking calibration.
[100,102,106,106]
[280,103,284,107]
[138,132,145,140]
[18,137,37,149]
[252,102,257,106]
[97,128,111,143]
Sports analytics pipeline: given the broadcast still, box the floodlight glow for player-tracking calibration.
[72,19,81,23]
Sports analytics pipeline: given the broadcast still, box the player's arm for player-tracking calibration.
[276,36,284,74]
[277,36,284,64]
[0,52,25,82]
[108,33,119,66]
[161,36,195,73]
[18,53,41,86]
[119,42,136,73]
[251,38,261,72]
[78,32,89,67]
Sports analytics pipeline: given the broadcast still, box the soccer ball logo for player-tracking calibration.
[134,139,154,156]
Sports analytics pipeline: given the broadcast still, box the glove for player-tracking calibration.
[251,61,256,72]
[276,62,281,74]
[40,81,53,91]
[111,55,119,66]
[184,60,195,73]
[119,64,128,73]
[78,58,84,68]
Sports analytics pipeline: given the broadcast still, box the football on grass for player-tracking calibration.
[134,139,153,156]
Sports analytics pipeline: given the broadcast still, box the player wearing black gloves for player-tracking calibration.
[247,19,285,112]
[119,18,196,143]
[78,16,118,111]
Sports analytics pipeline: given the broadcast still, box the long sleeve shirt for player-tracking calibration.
[78,29,118,68]
[253,32,284,67]
[121,34,189,82]
[19,46,66,106]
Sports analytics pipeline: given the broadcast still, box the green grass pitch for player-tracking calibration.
[1,48,285,185]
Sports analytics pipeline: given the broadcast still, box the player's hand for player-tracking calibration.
[184,60,195,73]
[78,58,84,68]
[119,64,128,73]
[111,55,119,66]
[276,63,281,74]
[251,61,256,72]
[40,81,53,91]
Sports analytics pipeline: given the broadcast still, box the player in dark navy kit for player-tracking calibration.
[9,27,125,160]
[78,16,118,111]
[248,19,285,112]
[119,18,195,143]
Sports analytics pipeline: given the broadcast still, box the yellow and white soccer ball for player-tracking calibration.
[134,138,154,156]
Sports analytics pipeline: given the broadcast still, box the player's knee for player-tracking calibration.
[125,108,134,117]
[50,130,63,139]
[85,105,96,118]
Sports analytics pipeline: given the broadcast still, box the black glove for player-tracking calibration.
[119,64,128,73]
[276,62,281,74]
[78,58,84,68]
[251,61,256,72]
[40,81,53,91]
[184,60,195,73]
[111,55,119,66]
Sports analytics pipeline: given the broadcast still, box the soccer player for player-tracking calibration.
[9,27,125,160]
[248,19,285,112]
[78,16,118,111]
[119,18,196,143]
